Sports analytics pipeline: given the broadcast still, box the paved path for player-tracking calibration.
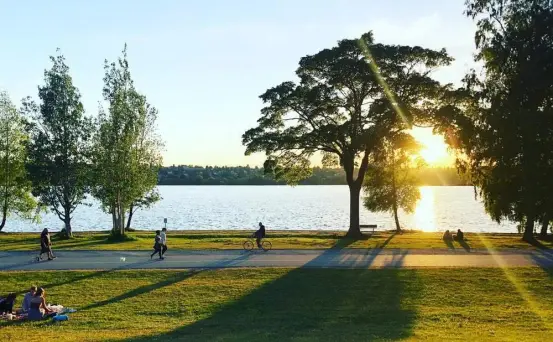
[2,249,553,271]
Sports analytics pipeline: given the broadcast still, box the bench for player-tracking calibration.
[360,224,378,234]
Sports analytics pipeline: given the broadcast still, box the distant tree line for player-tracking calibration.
[158,165,469,186]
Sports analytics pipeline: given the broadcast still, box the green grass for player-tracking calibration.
[1,230,552,251]
[1,268,553,341]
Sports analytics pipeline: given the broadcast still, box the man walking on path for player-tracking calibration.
[161,228,168,257]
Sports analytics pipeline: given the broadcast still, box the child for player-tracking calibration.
[151,230,164,260]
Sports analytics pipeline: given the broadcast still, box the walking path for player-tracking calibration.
[1,249,553,271]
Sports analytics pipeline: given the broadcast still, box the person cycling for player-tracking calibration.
[252,222,266,248]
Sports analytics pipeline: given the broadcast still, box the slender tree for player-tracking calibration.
[92,45,163,236]
[363,133,424,232]
[0,91,38,230]
[23,53,93,238]
[243,32,451,236]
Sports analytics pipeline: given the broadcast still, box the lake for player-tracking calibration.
[4,186,518,233]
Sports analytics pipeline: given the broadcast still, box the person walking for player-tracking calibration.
[39,229,55,261]
[160,228,168,256]
[151,230,164,260]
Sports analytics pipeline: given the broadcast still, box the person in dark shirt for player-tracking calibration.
[253,222,266,248]
[151,230,164,260]
[454,229,465,242]
[0,293,17,314]
[39,228,55,260]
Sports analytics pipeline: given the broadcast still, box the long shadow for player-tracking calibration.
[115,236,417,341]
[377,231,397,249]
[527,237,551,250]
[443,238,455,250]
[80,270,199,311]
[458,239,471,252]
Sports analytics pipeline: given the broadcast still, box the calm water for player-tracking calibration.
[5,186,517,233]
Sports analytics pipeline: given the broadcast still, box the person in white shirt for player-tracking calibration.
[161,228,168,256]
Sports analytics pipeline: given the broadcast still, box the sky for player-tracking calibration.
[0,0,477,167]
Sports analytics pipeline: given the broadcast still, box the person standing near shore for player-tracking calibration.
[160,228,168,257]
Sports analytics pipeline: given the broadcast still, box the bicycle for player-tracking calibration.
[243,238,272,252]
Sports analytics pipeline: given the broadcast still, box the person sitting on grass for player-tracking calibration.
[0,293,17,314]
[28,288,56,320]
[21,285,37,313]
[442,230,453,242]
[454,229,464,242]
[151,230,164,260]
[252,222,266,249]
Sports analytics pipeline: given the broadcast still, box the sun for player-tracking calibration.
[409,127,453,166]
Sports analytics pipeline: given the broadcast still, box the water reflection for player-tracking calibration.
[414,186,436,231]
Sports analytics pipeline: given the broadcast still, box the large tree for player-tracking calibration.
[92,46,163,236]
[435,0,553,241]
[23,53,93,238]
[363,133,424,232]
[0,91,38,230]
[242,32,451,236]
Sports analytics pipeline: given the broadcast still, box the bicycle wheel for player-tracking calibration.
[243,240,254,251]
[261,240,272,251]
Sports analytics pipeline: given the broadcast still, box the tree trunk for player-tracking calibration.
[347,184,362,237]
[64,206,72,238]
[393,205,401,232]
[0,205,6,231]
[540,214,549,237]
[523,215,535,242]
[126,204,134,230]
[126,208,133,230]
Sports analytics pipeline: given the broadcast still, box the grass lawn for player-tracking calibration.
[1,230,552,251]
[1,268,553,341]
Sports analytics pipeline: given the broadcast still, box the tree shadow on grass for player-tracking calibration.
[527,237,551,250]
[115,237,417,342]
[80,270,200,311]
[529,249,553,277]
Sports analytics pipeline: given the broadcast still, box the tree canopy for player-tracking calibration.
[92,45,163,237]
[0,91,38,230]
[23,53,93,238]
[243,31,452,236]
[436,0,553,240]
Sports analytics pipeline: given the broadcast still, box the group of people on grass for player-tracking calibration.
[0,286,58,321]
[443,229,464,243]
